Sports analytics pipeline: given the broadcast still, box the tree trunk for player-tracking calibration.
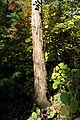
[32,0,51,109]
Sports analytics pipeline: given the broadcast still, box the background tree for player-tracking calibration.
[32,0,51,109]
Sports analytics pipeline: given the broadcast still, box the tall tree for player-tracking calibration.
[32,0,51,109]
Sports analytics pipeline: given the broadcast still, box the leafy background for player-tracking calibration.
[0,0,80,119]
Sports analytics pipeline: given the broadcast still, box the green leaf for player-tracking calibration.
[52,81,60,89]
[45,25,48,28]
[70,97,78,113]
[75,20,80,27]
[32,112,37,119]
[37,118,41,120]
[51,73,56,79]
[54,93,61,101]
[61,106,69,117]
[10,71,21,80]
[28,117,34,120]
[47,111,56,118]
[25,38,31,43]
[55,66,60,71]
[60,92,71,105]
[36,108,40,115]
[58,63,65,68]
[58,63,68,69]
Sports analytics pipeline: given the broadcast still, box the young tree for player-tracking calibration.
[32,0,51,109]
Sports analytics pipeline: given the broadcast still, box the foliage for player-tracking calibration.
[28,105,56,120]
[43,0,80,69]
[51,63,70,89]
[29,62,80,119]
[50,63,79,119]
[0,0,33,119]
[28,107,41,120]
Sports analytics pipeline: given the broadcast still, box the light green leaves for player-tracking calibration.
[47,110,56,119]
[52,79,64,89]
[32,112,37,119]
[28,112,37,120]
[52,81,60,89]
[51,63,70,89]
[28,117,34,120]
[47,106,56,119]
[25,38,31,43]
[28,108,41,120]
[61,106,69,118]
[45,52,49,62]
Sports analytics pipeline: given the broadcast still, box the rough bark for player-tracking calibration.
[32,0,51,109]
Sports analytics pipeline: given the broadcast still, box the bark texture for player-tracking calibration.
[32,0,51,109]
